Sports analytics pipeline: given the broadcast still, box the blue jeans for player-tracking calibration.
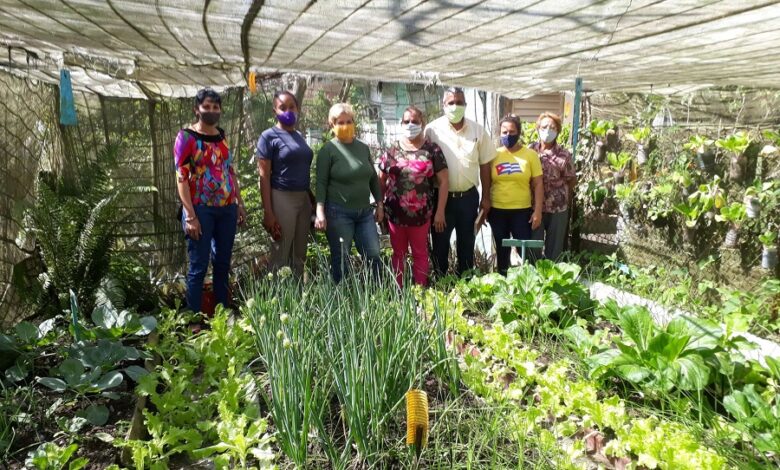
[183,204,238,312]
[325,202,381,283]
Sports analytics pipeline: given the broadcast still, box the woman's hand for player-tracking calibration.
[314,204,327,231]
[433,210,446,233]
[530,210,542,230]
[314,215,327,231]
[238,205,247,226]
[375,205,384,224]
[263,211,282,240]
[185,217,202,240]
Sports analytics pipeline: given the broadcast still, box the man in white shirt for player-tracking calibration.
[425,87,496,276]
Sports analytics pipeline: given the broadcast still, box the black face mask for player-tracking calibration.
[198,112,221,126]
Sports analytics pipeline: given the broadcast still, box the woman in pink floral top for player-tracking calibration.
[174,88,247,314]
[379,106,448,286]
[529,112,576,261]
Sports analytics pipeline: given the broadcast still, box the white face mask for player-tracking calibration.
[401,123,423,139]
[539,128,558,144]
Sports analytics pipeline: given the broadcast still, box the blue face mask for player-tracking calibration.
[501,134,519,149]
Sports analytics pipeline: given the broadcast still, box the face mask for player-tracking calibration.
[198,112,220,126]
[444,104,466,124]
[401,123,422,139]
[277,110,297,127]
[333,123,355,142]
[539,129,558,144]
[501,134,520,149]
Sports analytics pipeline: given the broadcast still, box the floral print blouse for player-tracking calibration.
[379,140,447,227]
[174,128,237,207]
[530,141,575,213]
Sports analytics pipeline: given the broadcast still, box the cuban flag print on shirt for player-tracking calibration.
[496,162,522,175]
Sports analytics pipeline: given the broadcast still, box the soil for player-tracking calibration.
[3,385,136,469]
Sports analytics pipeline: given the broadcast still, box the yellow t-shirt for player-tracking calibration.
[491,147,542,209]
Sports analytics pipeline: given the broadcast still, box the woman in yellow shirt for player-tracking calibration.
[489,114,544,274]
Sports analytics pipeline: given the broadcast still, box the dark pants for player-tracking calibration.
[431,187,479,277]
[488,207,534,275]
[183,204,238,313]
[324,202,381,283]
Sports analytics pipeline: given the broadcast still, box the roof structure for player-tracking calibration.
[1,0,780,98]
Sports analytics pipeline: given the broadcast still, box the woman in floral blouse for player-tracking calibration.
[174,88,247,313]
[530,112,576,261]
[379,106,448,286]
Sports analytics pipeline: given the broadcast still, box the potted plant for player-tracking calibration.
[607,151,632,184]
[626,126,652,165]
[715,202,746,248]
[644,181,676,227]
[715,131,751,184]
[744,182,764,219]
[614,182,638,220]
[759,229,778,270]
[683,135,716,173]
[588,120,616,162]
[673,202,702,245]
[586,180,609,209]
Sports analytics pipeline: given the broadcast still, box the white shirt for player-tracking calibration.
[425,116,496,192]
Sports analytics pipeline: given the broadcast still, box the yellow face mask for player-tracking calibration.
[333,123,355,142]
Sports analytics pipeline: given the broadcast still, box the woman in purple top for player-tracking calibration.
[530,111,576,261]
[256,91,314,277]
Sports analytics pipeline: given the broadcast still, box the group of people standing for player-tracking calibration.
[174,87,575,312]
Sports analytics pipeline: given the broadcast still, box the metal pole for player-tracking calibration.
[570,77,583,155]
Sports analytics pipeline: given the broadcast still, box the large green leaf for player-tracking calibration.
[616,364,653,384]
[724,391,752,421]
[765,356,780,379]
[14,322,39,344]
[59,358,86,386]
[95,371,123,390]
[677,355,710,391]
[91,304,120,330]
[135,316,157,336]
[38,377,68,392]
[616,306,655,350]
[77,404,110,426]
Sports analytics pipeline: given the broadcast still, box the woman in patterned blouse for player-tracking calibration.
[529,112,576,261]
[379,106,449,286]
[174,88,247,313]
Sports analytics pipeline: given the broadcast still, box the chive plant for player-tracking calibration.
[243,258,458,467]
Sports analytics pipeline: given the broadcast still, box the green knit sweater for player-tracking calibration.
[315,139,381,209]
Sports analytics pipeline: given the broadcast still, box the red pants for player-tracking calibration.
[388,221,430,287]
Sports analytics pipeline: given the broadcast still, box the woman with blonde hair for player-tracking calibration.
[530,111,576,261]
[314,103,383,282]
[378,106,448,287]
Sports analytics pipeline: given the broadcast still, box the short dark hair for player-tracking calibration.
[500,114,522,135]
[443,86,465,102]
[195,88,221,107]
[273,90,299,108]
[402,105,425,124]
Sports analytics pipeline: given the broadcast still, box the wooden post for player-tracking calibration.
[569,78,583,253]
[571,77,583,154]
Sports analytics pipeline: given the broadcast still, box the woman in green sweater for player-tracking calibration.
[314,103,383,282]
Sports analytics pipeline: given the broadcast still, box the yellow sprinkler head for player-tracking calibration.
[248,71,257,94]
[406,389,429,450]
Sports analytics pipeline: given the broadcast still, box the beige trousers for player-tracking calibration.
[268,189,312,277]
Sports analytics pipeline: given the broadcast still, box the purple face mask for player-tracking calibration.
[277,110,297,127]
